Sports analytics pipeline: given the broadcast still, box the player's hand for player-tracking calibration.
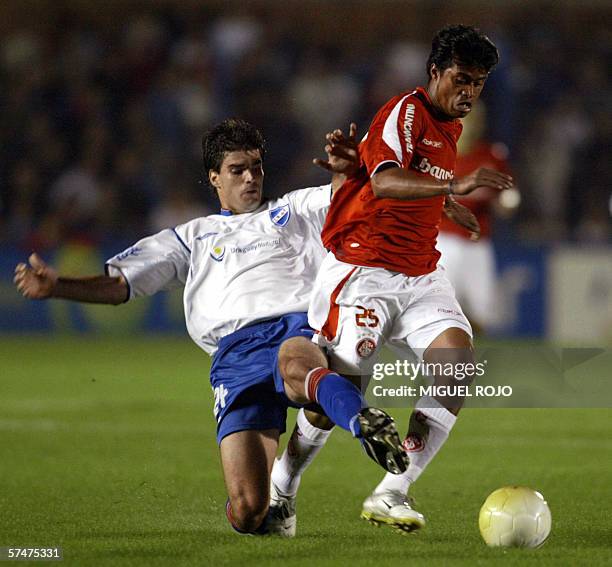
[14,253,58,299]
[313,123,360,177]
[443,197,481,241]
[451,167,514,196]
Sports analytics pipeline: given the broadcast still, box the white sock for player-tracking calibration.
[374,396,456,495]
[271,408,332,496]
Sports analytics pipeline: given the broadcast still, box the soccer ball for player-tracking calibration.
[479,486,552,548]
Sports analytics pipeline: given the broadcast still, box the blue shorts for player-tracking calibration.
[210,312,315,445]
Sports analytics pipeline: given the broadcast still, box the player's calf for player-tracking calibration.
[220,429,279,535]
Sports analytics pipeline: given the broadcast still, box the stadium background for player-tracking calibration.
[1,1,610,565]
[1,0,611,342]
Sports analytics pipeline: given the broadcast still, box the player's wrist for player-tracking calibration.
[49,277,64,299]
[445,180,456,196]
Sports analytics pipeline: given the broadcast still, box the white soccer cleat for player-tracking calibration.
[361,490,426,533]
[266,480,297,537]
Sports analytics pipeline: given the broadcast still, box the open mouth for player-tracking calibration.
[457,101,472,112]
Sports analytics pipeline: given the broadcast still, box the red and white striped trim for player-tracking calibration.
[304,367,333,403]
[320,267,357,342]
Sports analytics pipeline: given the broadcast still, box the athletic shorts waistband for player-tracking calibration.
[217,312,309,352]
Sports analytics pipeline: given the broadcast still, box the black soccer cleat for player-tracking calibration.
[358,407,409,474]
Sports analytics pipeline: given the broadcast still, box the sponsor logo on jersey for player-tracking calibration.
[114,246,141,261]
[356,337,377,358]
[415,157,453,181]
[403,433,425,453]
[403,104,415,154]
[210,245,225,262]
[230,239,280,254]
[423,138,443,148]
[269,204,291,227]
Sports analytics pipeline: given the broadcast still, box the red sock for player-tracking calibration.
[305,367,333,402]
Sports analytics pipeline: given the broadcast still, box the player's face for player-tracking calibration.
[210,149,264,213]
[428,63,488,119]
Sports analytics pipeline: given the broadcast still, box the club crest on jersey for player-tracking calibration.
[356,337,377,358]
[210,245,225,262]
[269,204,291,227]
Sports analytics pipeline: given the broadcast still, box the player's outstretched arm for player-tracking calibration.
[14,253,128,305]
[451,167,514,196]
[371,166,514,200]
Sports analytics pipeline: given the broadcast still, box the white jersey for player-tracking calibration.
[105,185,331,354]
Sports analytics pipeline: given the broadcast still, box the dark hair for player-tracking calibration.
[426,25,499,78]
[201,118,266,186]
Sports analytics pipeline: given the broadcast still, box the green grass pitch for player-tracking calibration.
[1,337,610,566]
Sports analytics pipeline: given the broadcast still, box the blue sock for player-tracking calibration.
[309,370,365,437]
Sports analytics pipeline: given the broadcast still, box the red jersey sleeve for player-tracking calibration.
[362,93,425,177]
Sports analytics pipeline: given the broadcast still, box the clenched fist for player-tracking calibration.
[14,253,58,299]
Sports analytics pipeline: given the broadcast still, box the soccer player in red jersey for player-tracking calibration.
[307,25,515,531]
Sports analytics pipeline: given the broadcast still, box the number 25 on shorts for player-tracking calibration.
[355,307,379,328]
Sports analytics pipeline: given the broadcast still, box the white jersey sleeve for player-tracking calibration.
[105,228,190,300]
[285,184,332,234]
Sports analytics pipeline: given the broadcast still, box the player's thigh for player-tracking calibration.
[308,254,400,376]
[389,266,473,359]
[220,428,279,514]
[424,326,474,376]
[313,294,394,376]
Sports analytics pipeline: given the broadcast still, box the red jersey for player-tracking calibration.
[439,141,511,239]
[321,87,462,276]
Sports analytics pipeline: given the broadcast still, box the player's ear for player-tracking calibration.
[209,170,221,191]
[429,64,440,81]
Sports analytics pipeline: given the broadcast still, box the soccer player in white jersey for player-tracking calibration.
[14,118,409,537]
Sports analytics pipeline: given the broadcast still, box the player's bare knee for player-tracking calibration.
[229,492,268,532]
[278,337,328,383]
[283,381,308,405]
[425,334,473,367]
[425,334,475,391]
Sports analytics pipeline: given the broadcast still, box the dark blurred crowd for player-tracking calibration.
[1,2,610,250]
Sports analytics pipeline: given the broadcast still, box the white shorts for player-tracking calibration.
[436,233,498,329]
[308,252,472,375]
